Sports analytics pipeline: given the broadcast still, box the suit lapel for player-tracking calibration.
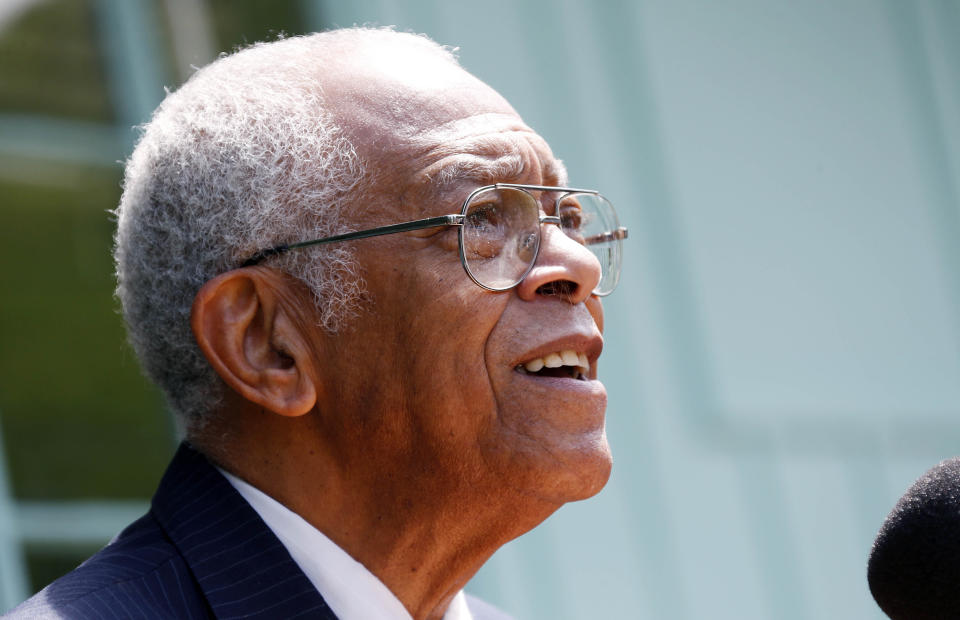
[151,443,338,619]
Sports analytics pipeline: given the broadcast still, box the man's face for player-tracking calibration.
[309,44,612,507]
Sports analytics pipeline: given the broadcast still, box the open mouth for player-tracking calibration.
[515,349,590,381]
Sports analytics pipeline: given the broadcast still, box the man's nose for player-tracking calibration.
[514,223,602,304]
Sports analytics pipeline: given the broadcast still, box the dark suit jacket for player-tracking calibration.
[7,443,510,619]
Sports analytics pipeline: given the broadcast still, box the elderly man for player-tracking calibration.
[10,28,626,619]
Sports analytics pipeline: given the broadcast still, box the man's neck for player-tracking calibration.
[195,410,558,620]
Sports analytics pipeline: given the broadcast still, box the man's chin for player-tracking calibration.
[521,434,613,506]
[561,438,613,502]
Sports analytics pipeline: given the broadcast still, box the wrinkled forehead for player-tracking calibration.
[318,41,506,142]
[409,115,569,205]
[317,42,566,211]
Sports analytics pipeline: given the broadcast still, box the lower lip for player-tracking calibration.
[513,369,606,395]
[511,370,608,429]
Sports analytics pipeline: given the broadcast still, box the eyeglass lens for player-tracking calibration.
[559,192,622,296]
[459,187,623,295]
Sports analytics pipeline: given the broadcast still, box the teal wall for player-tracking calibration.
[2,1,958,618]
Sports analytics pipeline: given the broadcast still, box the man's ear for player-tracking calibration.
[191,269,317,417]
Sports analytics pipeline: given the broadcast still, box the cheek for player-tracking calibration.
[398,292,510,464]
[364,242,510,406]
[403,275,509,395]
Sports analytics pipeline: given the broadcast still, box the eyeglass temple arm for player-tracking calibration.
[241,214,464,267]
[584,227,629,246]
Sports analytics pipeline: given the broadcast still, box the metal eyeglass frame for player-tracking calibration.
[240,183,628,296]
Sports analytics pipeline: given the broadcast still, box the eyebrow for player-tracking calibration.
[432,152,526,187]
[545,158,569,186]
[421,152,522,208]
[427,151,570,207]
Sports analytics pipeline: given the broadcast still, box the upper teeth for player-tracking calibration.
[523,349,589,373]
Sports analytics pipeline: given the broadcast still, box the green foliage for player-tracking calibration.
[0,0,112,121]
[0,165,172,500]
[0,0,319,595]
[208,0,306,51]
[25,544,104,592]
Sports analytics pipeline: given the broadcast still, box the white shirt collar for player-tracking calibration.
[218,468,473,620]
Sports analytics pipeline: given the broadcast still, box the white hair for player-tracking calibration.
[114,29,458,434]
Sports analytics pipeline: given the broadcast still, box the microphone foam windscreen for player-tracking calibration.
[868,457,960,619]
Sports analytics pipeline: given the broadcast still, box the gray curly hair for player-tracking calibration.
[114,29,458,434]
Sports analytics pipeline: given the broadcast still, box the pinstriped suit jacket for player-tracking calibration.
[8,443,337,619]
[6,443,511,619]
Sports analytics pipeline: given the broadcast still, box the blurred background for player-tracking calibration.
[1,0,957,618]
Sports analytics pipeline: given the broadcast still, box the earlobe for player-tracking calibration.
[191,269,317,417]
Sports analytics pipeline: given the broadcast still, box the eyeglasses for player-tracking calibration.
[241,183,628,296]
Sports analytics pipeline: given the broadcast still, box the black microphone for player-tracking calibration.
[868,457,960,619]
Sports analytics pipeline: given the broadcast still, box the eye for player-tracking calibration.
[463,199,509,260]
[559,199,586,244]
[467,202,504,231]
[561,207,582,231]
